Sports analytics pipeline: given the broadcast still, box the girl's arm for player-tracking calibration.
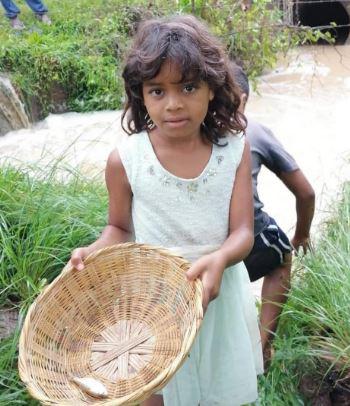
[216,139,254,265]
[70,149,132,270]
[187,140,254,310]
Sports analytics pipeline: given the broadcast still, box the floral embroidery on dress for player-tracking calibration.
[144,136,228,201]
[176,181,183,189]
[217,155,224,165]
[161,175,171,186]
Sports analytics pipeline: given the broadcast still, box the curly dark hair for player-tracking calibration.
[230,62,250,98]
[121,14,246,144]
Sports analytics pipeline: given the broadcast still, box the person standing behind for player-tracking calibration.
[232,63,315,367]
[1,0,51,30]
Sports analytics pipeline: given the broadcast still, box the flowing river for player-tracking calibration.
[1,46,350,292]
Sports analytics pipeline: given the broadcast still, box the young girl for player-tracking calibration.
[71,15,263,406]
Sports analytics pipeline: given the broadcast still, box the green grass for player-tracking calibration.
[0,163,108,307]
[258,182,350,404]
[0,0,138,115]
[0,162,108,403]
[0,317,38,406]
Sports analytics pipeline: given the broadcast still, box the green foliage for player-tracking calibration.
[0,162,107,403]
[0,0,330,117]
[0,164,107,307]
[0,0,142,115]
[153,0,332,78]
[258,182,350,403]
[189,0,333,79]
[282,183,350,370]
[0,319,39,405]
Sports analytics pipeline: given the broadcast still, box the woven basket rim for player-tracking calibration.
[19,242,203,405]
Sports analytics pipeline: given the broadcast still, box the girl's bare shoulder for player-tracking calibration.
[105,148,129,188]
[107,148,123,169]
[106,148,124,173]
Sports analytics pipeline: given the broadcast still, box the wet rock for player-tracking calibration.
[25,82,69,122]
[300,373,329,398]
[0,74,30,136]
[49,82,69,114]
[300,373,332,405]
[311,393,332,406]
[330,380,350,405]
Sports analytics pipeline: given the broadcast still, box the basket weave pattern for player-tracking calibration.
[19,243,203,405]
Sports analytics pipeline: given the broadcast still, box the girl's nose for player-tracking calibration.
[165,94,183,111]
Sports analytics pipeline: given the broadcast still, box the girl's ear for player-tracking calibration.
[209,89,214,101]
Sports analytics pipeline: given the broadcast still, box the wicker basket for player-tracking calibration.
[19,243,203,405]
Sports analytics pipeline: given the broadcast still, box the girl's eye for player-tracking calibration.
[149,89,163,97]
[183,84,197,93]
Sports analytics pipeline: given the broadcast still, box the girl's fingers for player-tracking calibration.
[71,249,86,271]
[186,261,205,281]
[75,262,85,271]
[72,259,84,271]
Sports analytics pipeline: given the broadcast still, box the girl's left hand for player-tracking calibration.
[186,251,227,312]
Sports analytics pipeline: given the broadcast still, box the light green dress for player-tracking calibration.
[118,132,263,406]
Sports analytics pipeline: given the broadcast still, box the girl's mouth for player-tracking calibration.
[164,118,189,128]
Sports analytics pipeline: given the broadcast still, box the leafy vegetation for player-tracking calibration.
[259,182,350,404]
[0,162,107,404]
[0,164,107,307]
[0,0,331,117]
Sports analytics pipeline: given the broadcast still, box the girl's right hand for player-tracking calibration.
[186,251,226,312]
[70,247,90,271]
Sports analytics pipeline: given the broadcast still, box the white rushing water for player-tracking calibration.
[1,45,350,241]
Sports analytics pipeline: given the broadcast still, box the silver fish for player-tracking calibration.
[71,376,108,398]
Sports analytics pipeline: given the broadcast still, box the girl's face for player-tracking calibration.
[142,60,214,140]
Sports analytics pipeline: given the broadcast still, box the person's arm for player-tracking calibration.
[187,140,254,310]
[70,149,132,270]
[256,125,315,254]
[279,169,315,254]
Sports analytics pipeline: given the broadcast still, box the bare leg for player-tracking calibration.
[260,253,292,367]
[141,394,164,406]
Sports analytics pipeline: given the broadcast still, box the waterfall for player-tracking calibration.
[0,74,30,136]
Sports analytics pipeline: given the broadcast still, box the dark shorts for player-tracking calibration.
[244,217,292,282]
